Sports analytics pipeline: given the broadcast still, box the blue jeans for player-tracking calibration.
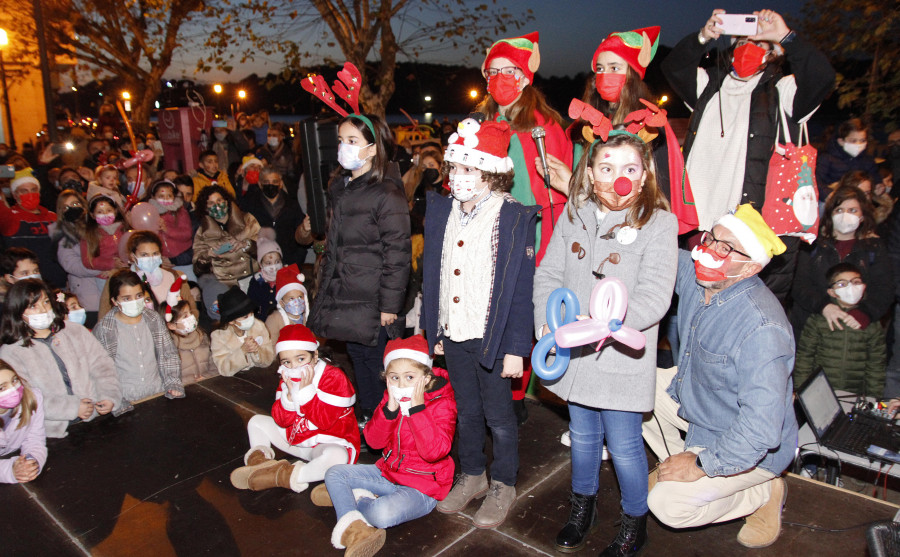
[442,338,518,486]
[568,402,648,516]
[324,464,437,529]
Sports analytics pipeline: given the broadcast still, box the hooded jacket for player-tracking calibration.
[364,366,456,500]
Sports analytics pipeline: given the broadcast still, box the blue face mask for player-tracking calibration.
[284,297,305,317]
[135,255,163,274]
[67,308,87,325]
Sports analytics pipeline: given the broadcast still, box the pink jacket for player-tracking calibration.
[80,224,125,271]
[0,388,48,484]
[158,206,193,259]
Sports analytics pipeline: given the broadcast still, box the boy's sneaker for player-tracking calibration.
[473,480,516,528]
[436,472,488,513]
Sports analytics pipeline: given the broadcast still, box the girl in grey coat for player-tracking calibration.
[533,132,677,555]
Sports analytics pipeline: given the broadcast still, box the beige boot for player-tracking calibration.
[473,480,516,529]
[230,446,278,489]
[436,472,488,513]
[311,484,333,507]
[737,477,787,548]
[331,510,386,557]
[246,460,295,491]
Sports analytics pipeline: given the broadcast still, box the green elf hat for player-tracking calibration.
[482,31,541,82]
[591,26,660,79]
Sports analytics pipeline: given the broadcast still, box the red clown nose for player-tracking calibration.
[614,177,633,196]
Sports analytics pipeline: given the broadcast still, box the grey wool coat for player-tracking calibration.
[0,323,121,438]
[533,201,677,412]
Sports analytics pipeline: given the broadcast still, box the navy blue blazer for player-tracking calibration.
[421,191,538,368]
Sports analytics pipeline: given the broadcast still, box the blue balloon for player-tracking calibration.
[531,288,580,381]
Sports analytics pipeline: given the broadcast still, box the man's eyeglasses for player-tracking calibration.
[483,66,522,78]
[700,231,751,259]
[830,278,864,289]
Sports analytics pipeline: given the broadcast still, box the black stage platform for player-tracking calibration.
[4,363,897,556]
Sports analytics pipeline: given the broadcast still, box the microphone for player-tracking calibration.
[531,126,556,224]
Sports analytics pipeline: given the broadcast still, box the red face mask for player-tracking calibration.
[732,42,768,78]
[487,74,523,106]
[595,73,627,102]
[691,245,744,282]
[18,192,41,211]
[245,169,259,184]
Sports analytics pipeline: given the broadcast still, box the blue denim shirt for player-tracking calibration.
[668,251,798,476]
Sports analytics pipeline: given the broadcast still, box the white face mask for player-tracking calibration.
[236,315,255,331]
[449,173,485,203]
[67,308,87,325]
[15,273,41,282]
[261,262,283,282]
[118,298,145,318]
[26,310,55,330]
[834,283,865,306]
[279,363,313,383]
[841,142,867,158]
[267,137,281,148]
[178,314,198,334]
[337,142,372,171]
[832,212,861,235]
[389,385,415,416]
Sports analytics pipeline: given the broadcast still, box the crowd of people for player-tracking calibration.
[1,8,900,557]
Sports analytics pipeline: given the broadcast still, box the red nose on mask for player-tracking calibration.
[613,177,633,196]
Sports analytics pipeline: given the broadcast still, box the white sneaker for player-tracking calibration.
[560,430,609,460]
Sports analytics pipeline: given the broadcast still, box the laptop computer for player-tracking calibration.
[796,369,899,460]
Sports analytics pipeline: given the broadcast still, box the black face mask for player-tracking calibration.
[61,179,84,194]
[261,184,280,199]
[63,206,85,222]
[422,168,441,186]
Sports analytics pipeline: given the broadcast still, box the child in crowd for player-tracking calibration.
[422,119,537,528]
[94,270,184,410]
[265,264,309,341]
[93,164,126,210]
[817,118,881,199]
[312,336,456,556]
[98,231,197,319]
[0,360,47,484]
[210,286,275,376]
[230,324,360,494]
[794,263,886,396]
[172,175,200,228]
[192,150,235,201]
[247,235,283,321]
[148,179,194,266]
[60,291,87,326]
[123,164,152,201]
[81,185,127,272]
[166,300,218,385]
[0,279,122,435]
[0,247,41,306]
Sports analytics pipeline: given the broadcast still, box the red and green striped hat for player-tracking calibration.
[592,26,660,79]
[482,31,541,82]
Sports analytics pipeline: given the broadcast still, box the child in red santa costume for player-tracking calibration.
[230,324,360,493]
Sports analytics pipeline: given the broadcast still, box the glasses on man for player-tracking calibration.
[483,66,522,78]
[830,278,864,289]
[700,231,751,259]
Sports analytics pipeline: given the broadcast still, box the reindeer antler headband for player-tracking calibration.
[301,62,375,137]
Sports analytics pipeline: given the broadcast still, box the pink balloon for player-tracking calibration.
[130,202,160,232]
[118,229,135,262]
[554,277,646,352]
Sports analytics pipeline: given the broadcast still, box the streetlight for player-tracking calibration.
[424,95,432,102]
[0,29,15,149]
[469,89,479,99]
[236,89,246,113]
[121,91,131,113]
[658,95,669,106]
[213,84,223,94]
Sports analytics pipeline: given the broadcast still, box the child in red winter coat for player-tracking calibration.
[311,335,457,557]
[230,324,360,493]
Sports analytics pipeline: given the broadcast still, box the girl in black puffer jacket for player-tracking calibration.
[308,114,411,418]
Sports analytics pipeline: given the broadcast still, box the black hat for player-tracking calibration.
[217,286,256,324]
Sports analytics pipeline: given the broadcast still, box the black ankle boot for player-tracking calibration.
[599,512,648,557]
[555,491,598,553]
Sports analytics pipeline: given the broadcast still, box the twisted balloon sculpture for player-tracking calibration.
[531,288,580,381]
[555,277,646,352]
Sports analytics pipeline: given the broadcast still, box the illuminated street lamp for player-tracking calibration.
[424,95,432,102]
[237,89,246,100]
[213,84,223,94]
[121,91,132,112]
[469,89,479,99]
[0,29,15,149]
[657,95,669,106]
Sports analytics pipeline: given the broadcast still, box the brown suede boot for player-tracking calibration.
[737,477,787,548]
[331,511,385,557]
[230,447,279,490]
[311,484,333,507]
[247,460,294,491]
[246,449,270,467]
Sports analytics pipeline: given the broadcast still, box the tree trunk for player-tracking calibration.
[129,80,161,134]
[865,42,880,117]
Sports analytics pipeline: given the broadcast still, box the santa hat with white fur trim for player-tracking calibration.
[164,275,186,321]
[276,324,319,354]
[274,264,307,302]
[714,204,786,267]
[444,119,514,174]
[383,335,433,370]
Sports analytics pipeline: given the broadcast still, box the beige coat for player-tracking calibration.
[210,318,275,376]
[172,329,218,385]
[192,205,261,285]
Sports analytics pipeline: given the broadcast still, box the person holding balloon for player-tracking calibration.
[532,131,677,556]
[147,179,195,268]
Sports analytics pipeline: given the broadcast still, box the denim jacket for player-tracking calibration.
[669,251,798,476]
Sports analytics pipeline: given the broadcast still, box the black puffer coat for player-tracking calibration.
[308,167,411,346]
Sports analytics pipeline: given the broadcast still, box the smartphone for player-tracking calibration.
[214,243,233,255]
[0,165,13,179]
[716,14,759,36]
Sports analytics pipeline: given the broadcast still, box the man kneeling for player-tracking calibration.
[642,205,798,548]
